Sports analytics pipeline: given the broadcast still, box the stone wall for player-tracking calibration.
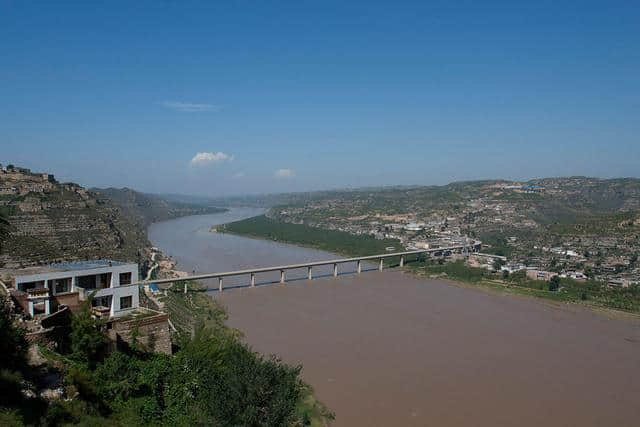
[10,290,29,314]
[111,312,172,355]
[52,292,81,313]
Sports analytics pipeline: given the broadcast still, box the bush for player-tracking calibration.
[70,302,108,367]
[0,296,28,371]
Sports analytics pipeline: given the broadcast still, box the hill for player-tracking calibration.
[0,166,226,269]
[0,167,147,268]
[93,188,227,227]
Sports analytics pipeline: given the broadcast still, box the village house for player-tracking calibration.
[1,260,173,354]
[5,260,140,318]
[526,270,559,281]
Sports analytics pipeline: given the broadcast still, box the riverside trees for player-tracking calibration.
[0,294,321,426]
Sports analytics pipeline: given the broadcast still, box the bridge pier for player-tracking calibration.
[131,248,471,293]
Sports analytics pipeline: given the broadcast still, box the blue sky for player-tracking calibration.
[1,1,638,196]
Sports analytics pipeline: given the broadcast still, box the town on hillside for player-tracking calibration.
[267,179,640,288]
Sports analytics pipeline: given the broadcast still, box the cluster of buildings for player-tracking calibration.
[0,164,95,213]
[271,180,640,289]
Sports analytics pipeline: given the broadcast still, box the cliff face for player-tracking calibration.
[0,167,148,268]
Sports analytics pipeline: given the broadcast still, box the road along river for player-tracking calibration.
[150,210,640,426]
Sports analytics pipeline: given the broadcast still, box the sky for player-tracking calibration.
[1,0,639,196]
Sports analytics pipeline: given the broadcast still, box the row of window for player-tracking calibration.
[47,272,133,294]
[91,295,133,310]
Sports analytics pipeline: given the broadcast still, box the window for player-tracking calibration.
[92,296,112,308]
[119,296,132,310]
[54,278,71,294]
[119,272,132,285]
[78,275,97,289]
[19,281,44,292]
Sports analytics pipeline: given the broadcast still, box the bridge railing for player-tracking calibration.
[130,246,473,293]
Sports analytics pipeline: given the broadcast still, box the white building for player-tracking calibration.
[404,223,425,232]
[11,260,139,318]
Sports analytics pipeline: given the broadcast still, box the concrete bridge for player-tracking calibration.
[131,246,474,293]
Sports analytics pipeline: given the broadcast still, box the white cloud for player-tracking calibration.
[274,168,295,178]
[190,152,234,166]
[160,101,221,113]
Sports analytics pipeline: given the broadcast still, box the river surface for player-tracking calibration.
[149,210,640,426]
[148,207,347,286]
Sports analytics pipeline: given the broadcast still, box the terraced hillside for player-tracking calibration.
[0,166,226,269]
[0,168,148,268]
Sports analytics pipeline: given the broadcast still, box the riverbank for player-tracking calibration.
[146,213,336,426]
[408,260,640,315]
[215,215,640,316]
[215,214,400,258]
[217,270,640,426]
[142,278,334,426]
[147,211,640,425]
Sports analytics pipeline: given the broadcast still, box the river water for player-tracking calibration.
[149,209,640,426]
[148,207,347,286]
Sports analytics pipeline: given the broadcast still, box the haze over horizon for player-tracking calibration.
[2,1,638,197]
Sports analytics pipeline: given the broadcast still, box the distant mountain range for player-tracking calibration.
[2,164,638,270]
[92,188,227,227]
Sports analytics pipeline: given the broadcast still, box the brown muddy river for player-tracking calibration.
[217,271,640,426]
[151,211,640,426]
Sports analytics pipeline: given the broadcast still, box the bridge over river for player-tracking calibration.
[130,246,473,292]
[144,212,640,427]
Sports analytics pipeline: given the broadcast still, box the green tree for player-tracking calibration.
[70,301,107,367]
[0,213,11,253]
[0,296,27,371]
[549,276,560,292]
[584,266,594,279]
[0,296,45,425]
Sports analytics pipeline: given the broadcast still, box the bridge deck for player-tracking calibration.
[131,246,469,288]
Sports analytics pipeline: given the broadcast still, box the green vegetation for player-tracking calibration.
[0,291,334,426]
[0,212,11,253]
[409,260,640,313]
[160,285,334,425]
[219,214,400,258]
[477,232,513,257]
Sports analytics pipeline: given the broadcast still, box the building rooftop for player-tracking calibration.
[49,260,129,272]
[6,260,133,278]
